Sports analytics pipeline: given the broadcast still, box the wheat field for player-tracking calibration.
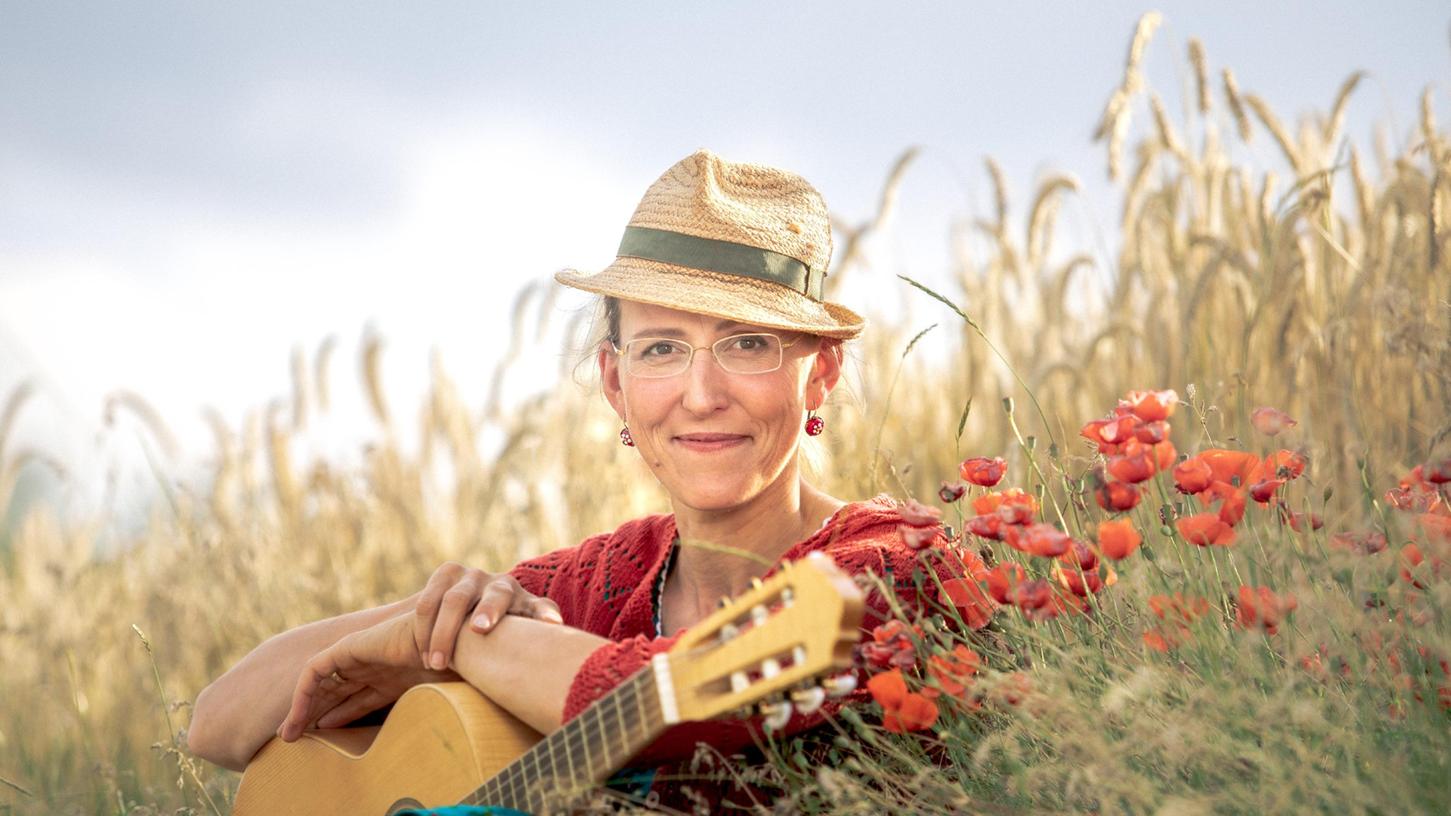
[1,14,1449,815]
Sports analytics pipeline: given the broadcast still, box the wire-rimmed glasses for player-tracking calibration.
[613,332,801,378]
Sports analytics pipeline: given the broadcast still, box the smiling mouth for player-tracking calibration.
[674,433,750,452]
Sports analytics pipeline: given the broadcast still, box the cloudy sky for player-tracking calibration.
[2,1,1447,527]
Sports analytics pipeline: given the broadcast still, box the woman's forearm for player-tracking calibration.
[189,593,420,771]
[449,616,609,734]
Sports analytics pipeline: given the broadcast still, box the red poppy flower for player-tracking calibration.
[1081,415,1139,452]
[1329,529,1388,555]
[1385,486,1436,513]
[960,456,1007,487]
[1122,389,1178,422]
[1249,478,1286,504]
[984,562,1026,604]
[1055,562,1104,596]
[862,620,919,670]
[927,644,981,697]
[1235,585,1297,635]
[1197,480,1247,525]
[1061,537,1100,570]
[966,513,1005,541]
[1010,579,1054,611]
[1251,449,1307,482]
[867,669,940,733]
[899,499,942,527]
[1133,420,1169,444]
[898,524,939,551]
[938,481,967,503]
[1094,480,1141,512]
[941,577,996,630]
[1148,592,1209,622]
[1419,513,1451,544]
[1108,450,1156,483]
[1153,440,1177,471]
[995,502,1036,525]
[1176,513,1236,546]
[1400,542,1449,588]
[1098,518,1141,560]
[997,672,1034,707]
[1199,449,1261,487]
[972,488,1039,519]
[1172,456,1214,494]
[1425,457,1451,484]
[1008,523,1070,558]
[1250,406,1297,437]
[1280,507,1324,532]
[1142,628,1179,653]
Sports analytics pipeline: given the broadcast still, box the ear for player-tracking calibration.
[804,338,844,411]
[599,342,627,421]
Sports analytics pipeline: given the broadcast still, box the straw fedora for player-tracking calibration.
[554,149,865,340]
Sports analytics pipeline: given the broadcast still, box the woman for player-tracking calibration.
[188,149,984,810]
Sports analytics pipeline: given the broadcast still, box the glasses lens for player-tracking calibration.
[714,333,784,374]
[624,338,692,377]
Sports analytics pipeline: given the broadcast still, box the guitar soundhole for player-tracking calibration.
[385,797,424,815]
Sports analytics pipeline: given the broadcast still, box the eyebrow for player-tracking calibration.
[627,320,753,341]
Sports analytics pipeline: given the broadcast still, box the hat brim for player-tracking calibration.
[555,256,865,340]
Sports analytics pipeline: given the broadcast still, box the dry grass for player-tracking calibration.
[2,14,1449,815]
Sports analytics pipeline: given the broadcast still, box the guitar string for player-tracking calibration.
[464,666,656,810]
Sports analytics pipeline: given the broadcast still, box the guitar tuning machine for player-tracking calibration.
[758,699,794,732]
[789,684,828,715]
[821,673,858,698]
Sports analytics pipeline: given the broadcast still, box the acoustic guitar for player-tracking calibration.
[233,551,866,815]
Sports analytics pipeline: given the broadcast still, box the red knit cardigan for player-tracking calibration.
[508,495,986,767]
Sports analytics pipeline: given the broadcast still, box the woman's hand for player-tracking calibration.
[412,562,563,671]
[276,612,458,741]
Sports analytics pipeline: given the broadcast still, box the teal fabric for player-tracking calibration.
[394,801,531,807]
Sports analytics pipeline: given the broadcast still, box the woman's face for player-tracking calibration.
[598,300,842,512]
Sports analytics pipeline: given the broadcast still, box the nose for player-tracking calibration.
[680,345,731,416]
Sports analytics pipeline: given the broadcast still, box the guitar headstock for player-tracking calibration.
[663,551,865,727]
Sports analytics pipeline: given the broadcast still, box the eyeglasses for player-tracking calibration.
[613,332,802,378]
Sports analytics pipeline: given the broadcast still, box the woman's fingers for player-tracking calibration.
[314,687,393,729]
[522,595,564,625]
[425,573,486,670]
[278,651,359,741]
[468,577,521,633]
[412,562,466,657]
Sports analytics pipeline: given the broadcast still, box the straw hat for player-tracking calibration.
[554,149,865,340]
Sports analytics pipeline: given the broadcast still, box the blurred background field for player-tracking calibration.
[3,7,1451,815]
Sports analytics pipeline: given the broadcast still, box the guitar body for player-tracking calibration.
[233,554,866,814]
[234,682,542,816]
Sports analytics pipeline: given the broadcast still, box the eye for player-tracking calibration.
[639,340,684,358]
[729,334,774,352]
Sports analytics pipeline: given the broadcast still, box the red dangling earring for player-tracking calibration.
[804,411,824,436]
[620,426,635,447]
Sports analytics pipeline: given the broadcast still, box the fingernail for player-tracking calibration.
[542,610,563,624]
[430,651,446,670]
[473,614,491,630]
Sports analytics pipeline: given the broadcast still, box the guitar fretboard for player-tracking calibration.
[461,665,666,812]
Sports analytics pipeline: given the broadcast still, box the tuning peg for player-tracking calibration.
[760,657,782,679]
[781,587,795,606]
[717,595,732,609]
[717,622,740,645]
[750,576,765,591]
[759,699,793,732]
[790,685,828,715]
[822,673,858,698]
[751,604,769,625]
